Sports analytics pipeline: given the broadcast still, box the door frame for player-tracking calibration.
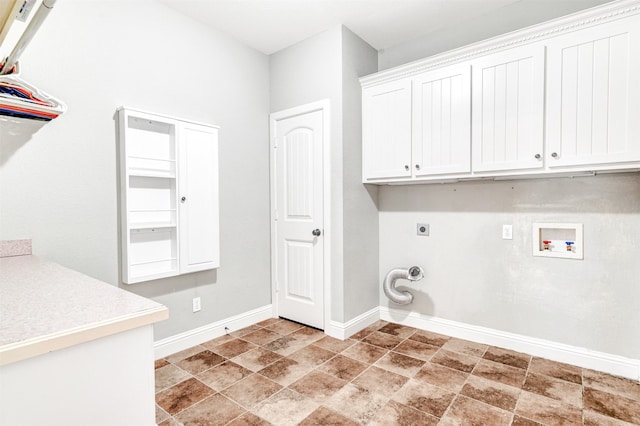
[269,99,331,331]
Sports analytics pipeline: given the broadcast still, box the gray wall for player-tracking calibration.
[270,26,380,324]
[269,26,346,321]
[0,1,271,340]
[379,175,640,358]
[375,0,638,360]
[340,27,379,321]
[378,0,614,70]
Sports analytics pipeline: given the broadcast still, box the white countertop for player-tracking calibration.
[0,255,168,366]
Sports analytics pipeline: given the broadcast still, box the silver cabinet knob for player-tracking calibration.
[181,196,186,203]
[551,152,559,158]
[534,153,541,160]
[312,229,321,237]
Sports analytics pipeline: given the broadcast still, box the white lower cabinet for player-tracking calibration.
[117,107,219,284]
[546,16,640,168]
[471,45,545,173]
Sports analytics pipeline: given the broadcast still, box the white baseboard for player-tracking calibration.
[154,305,273,359]
[153,303,639,381]
[325,307,380,340]
[380,306,640,381]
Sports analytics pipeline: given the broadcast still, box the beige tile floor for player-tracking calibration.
[155,318,640,425]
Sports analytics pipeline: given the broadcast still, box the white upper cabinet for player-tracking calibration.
[360,1,640,184]
[362,79,412,181]
[413,64,471,176]
[546,17,640,168]
[472,46,545,173]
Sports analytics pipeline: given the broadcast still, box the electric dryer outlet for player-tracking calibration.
[417,223,429,236]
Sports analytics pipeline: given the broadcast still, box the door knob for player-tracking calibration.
[312,229,321,236]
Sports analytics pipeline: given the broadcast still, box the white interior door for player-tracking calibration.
[271,106,325,330]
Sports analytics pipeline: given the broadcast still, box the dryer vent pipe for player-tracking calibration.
[383,266,424,305]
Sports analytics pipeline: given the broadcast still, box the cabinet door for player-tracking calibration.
[546,17,640,168]
[178,123,220,273]
[472,45,545,172]
[412,64,471,176]
[362,79,412,181]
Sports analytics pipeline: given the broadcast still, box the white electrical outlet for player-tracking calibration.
[192,297,201,312]
[502,224,513,240]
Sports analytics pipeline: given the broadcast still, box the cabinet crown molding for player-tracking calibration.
[361,0,640,87]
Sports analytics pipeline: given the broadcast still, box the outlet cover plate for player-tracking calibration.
[502,224,513,240]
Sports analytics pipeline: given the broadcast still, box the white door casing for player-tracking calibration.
[270,101,330,330]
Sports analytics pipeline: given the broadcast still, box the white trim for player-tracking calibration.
[153,305,272,359]
[115,106,219,129]
[380,306,640,381]
[154,303,640,380]
[269,99,332,332]
[325,306,380,340]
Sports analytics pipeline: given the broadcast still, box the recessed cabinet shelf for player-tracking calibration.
[117,107,220,284]
[128,222,177,230]
[128,156,176,178]
[128,227,178,280]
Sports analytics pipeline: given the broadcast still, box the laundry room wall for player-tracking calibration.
[0,0,272,340]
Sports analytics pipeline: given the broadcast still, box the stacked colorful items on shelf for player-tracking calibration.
[0,72,65,121]
[0,0,64,122]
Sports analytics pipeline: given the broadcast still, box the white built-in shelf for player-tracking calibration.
[117,107,220,284]
[128,223,176,230]
[128,155,176,162]
[128,156,176,178]
[128,172,176,179]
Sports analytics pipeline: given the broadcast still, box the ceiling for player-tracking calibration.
[158,0,609,55]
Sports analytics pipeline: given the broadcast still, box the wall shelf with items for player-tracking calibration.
[117,107,220,284]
